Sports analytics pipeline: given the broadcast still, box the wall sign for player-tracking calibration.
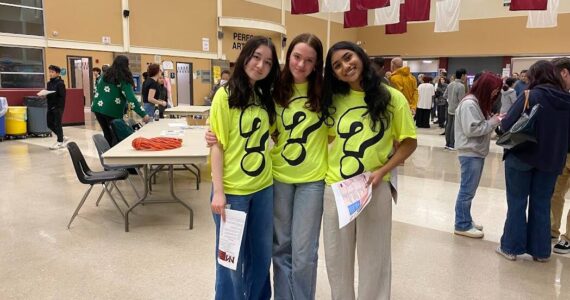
[232,32,254,50]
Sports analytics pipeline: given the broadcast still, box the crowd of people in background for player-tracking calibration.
[41,33,570,299]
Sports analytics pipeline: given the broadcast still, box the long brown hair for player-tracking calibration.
[274,33,324,112]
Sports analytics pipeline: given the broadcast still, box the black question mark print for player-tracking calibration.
[281,96,325,166]
[239,104,269,177]
[337,106,385,179]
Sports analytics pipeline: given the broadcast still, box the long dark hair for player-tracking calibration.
[227,36,280,123]
[103,55,134,86]
[528,60,565,91]
[274,33,324,112]
[322,41,391,131]
[467,72,502,118]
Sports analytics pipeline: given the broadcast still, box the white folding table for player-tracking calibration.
[103,120,208,232]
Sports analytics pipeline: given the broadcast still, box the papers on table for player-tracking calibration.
[37,89,55,96]
[331,172,373,229]
[218,209,247,270]
[168,123,191,129]
[167,123,205,130]
[160,130,184,137]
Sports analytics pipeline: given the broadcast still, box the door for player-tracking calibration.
[176,62,193,105]
[67,56,93,107]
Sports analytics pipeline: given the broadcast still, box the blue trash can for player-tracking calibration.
[0,114,5,140]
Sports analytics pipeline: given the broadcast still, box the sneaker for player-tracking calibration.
[63,136,70,143]
[49,142,65,150]
[447,147,456,151]
[533,256,550,263]
[553,239,570,254]
[495,246,516,261]
[472,222,483,231]
[454,227,484,239]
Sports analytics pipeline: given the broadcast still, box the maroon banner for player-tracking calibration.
[405,0,430,21]
[386,4,407,34]
[355,0,389,10]
[344,0,368,28]
[291,0,319,14]
[509,0,548,11]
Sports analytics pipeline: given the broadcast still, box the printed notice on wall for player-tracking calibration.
[202,38,210,52]
[331,172,373,229]
[217,209,246,270]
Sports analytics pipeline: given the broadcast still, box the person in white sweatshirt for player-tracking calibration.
[453,73,505,238]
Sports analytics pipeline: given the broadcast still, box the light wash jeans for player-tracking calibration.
[212,186,273,300]
[454,156,485,231]
[272,180,324,300]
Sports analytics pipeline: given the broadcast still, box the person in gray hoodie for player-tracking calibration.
[453,73,504,238]
[443,68,467,150]
[500,77,517,114]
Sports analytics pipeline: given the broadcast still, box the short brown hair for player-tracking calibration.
[147,63,161,77]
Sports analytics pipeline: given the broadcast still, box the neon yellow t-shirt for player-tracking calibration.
[270,82,328,183]
[210,87,273,195]
[325,85,416,185]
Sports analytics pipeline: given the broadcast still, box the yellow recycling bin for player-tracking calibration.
[6,106,27,136]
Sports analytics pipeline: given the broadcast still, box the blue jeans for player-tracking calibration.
[212,186,273,300]
[144,102,155,117]
[454,156,485,231]
[500,154,558,258]
[272,180,324,300]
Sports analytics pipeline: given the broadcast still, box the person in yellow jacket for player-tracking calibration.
[390,57,419,114]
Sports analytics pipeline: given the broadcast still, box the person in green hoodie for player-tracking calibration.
[91,55,150,146]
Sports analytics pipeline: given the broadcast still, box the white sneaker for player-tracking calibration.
[496,246,516,261]
[49,142,65,150]
[473,222,483,231]
[454,227,484,239]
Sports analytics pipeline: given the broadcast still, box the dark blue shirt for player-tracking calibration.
[501,84,570,174]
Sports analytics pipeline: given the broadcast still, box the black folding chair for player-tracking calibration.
[66,142,129,228]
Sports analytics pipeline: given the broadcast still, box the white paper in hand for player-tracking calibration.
[331,172,373,229]
[37,89,55,96]
[217,209,247,270]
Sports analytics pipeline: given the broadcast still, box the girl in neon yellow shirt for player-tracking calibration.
[270,33,327,300]
[209,36,280,300]
[321,41,417,299]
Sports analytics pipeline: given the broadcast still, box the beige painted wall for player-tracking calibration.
[140,55,211,106]
[130,0,217,52]
[358,13,570,57]
[285,13,328,46]
[330,23,359,46]
[223,0,281,23]
[44,0,122,44]
[44,48,114,87]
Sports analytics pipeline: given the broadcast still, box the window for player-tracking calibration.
[0,46,45,88]
[0,1,44,36]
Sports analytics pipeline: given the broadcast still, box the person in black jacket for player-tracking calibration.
[46,65,67,150]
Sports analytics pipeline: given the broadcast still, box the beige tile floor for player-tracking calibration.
[1,113,569,299]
